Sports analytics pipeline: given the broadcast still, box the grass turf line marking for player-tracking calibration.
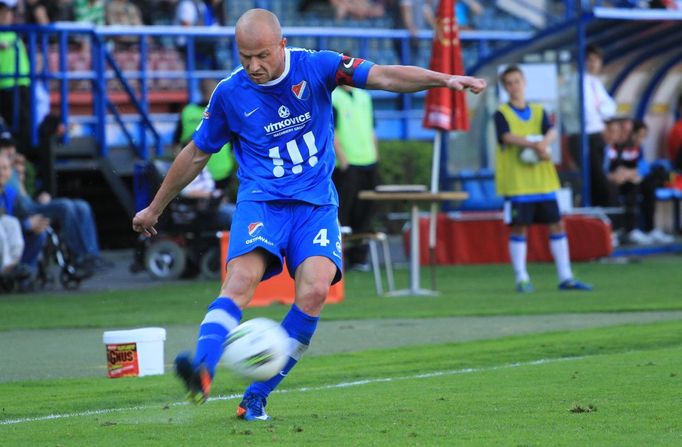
[0,356,583,426]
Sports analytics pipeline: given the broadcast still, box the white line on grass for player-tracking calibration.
[0,356,584,426]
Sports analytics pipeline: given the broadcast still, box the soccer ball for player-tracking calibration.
[222,318,290,381]
[519,147,540,164]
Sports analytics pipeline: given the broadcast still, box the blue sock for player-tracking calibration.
[245,304,319,399]
[193,297,242,377]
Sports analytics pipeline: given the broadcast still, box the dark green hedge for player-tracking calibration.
[377,139,433,187]
[374,139,436,231]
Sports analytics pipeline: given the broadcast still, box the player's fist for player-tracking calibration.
[132,207,159,237]
[446,76,487,94]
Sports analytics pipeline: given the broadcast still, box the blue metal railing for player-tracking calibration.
[0,23,532,159]
[0,23,163,158]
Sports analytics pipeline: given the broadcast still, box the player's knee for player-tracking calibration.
[222,265,261,300]
[296,280,330,313]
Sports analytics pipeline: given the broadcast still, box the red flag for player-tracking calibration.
[422,0,469,131]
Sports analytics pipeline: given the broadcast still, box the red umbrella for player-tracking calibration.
[423,0,469,132]
[422,0,469,289]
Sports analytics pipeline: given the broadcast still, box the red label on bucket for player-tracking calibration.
[106,343,139,378]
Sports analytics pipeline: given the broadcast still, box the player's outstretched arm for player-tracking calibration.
[132,141,211,237]
[364,64,486,94]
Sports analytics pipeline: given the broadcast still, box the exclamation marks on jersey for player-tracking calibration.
[286,140,304,174]
[304,131,318,167]
[269,146,285,178]
[269,132,320,177]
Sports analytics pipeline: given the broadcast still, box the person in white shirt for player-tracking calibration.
[177,151,235,229]
[0,213,24,273]
[568,45,617,207]
[173,0,224,69]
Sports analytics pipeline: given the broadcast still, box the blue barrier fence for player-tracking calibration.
[0,23,531,159]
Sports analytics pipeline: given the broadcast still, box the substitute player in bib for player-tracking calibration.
[132,8,486,421]
[494,65,592,293]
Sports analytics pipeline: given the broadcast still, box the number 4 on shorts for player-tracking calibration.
[313,229,330,246]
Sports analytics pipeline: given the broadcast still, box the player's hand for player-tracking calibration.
[29,215,50,233]
[628,170,642,184]
[132,207,159,237]
[610,167,628,185]
[534,141,551,160]
[446,76,487,94]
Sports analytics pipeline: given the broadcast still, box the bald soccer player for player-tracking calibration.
[133,8,486,421]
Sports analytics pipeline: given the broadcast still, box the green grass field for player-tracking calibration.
[1,257,681,445]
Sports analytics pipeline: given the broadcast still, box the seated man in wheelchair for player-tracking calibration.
[178,167,235,230]
[131,157,234,280]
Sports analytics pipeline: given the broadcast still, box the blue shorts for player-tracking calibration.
[503,198,560,226]
[227,200,343,284]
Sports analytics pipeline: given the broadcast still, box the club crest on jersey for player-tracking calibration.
[291,80,309,100]
[278,105,290,119]
[248,222,264,236]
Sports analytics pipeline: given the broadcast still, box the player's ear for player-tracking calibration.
[280,37,287,49]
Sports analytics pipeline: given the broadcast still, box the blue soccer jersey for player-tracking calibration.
[193,48,374,206]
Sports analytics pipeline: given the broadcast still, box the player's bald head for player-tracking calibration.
[235,9,282,47]
[235,9,287,84]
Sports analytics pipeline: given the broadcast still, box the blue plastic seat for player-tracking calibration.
[458,170,486,210]
[454,169,504,212]
[478,168,504,210]
[656,188,674,201]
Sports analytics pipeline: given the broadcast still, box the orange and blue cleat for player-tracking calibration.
[174,352,212,405]
[237,392,271,421]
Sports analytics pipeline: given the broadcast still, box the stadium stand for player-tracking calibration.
[1,3,681,249]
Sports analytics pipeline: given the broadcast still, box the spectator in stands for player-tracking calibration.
[667,93,682,170]
[173,78,235,191]
[390,0,435,65]
[73,0,106,25]
[567,44,617,207]
[494,65,592,292]
[649,0,678,8]
[0,153,49,288]
[105,0,144,50]
[0,135,109,277]
[0,133,26,278]
[388,0,435,109]
[71,0,104,51]
[23,0,58,25]
[298,0,333,15]
[0,0,33,154]
[74,0,105,25]
[631,120,674,242]
[54,0,75,22]
[331,66,380,271]
[457,0,483,30]
[605,118,674,244]
[174,0,226,70]
[132,0,157,25]
[329,0,384,20]
[143,0,177,25]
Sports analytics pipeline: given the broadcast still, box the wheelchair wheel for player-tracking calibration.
[199,246,222,280]
[144,239,187,280]
[59,270,81,290]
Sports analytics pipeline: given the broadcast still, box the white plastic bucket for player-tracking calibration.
[102,327,166,378]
